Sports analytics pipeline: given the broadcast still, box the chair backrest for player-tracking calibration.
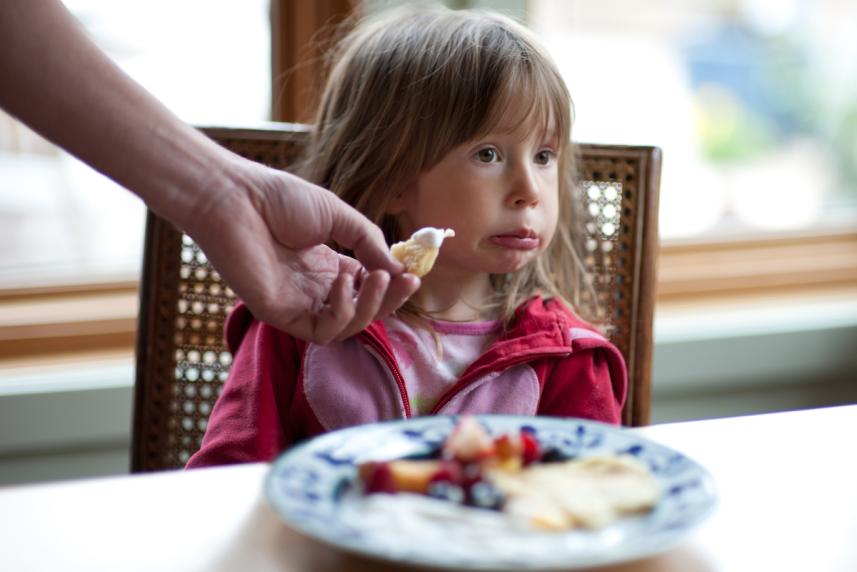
[132,122,661,472]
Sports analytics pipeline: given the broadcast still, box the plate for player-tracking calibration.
[265,416,717,570]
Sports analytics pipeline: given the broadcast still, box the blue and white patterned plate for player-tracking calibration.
[265,416,717,570]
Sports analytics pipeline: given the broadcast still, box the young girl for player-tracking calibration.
[187,7,626,468]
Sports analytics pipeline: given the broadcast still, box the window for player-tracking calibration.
[2,0,854,367]
[0,0,271,290]
[529,0,857,241]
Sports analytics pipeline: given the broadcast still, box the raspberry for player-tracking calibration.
[429,460,464,486]
[519,430,541,466]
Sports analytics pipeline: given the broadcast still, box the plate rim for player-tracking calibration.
[264,415,718,570]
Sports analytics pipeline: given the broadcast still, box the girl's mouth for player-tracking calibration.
[488,230,540,251]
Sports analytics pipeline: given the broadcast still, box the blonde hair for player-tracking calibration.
[299,6,595,326]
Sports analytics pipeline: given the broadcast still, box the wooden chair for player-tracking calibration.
[132,123,661,472]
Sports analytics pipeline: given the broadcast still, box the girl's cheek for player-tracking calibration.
[542,218,560,249]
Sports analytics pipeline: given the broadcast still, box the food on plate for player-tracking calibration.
[390,227,455,277]
[357,417,661,530]
[489,454,661,530]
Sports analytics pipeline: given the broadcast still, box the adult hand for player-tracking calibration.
[183,157,420,343]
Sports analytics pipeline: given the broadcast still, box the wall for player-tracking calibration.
[2,297,856,487]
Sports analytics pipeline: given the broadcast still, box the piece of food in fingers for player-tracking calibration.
[390,227,455,277]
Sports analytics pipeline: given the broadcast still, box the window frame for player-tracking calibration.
[658,229,857,304]
[1,0,855,367]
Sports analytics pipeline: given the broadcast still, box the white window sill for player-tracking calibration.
[0,355,134,456]
[653,291,857,394]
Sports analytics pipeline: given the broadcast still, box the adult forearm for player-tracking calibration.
[0,0,238,227]
[0,1,420,342]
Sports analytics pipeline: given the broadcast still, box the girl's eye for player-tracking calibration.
[535,150,555,165]
[475,147,499,163]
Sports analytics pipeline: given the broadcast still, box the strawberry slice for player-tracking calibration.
[359,461,396,494]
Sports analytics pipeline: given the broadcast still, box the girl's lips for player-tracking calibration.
[488,234,540,250]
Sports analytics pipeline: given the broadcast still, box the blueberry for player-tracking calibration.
[540,447,573,463]
[468,481,503,510]
[428,481,465,504]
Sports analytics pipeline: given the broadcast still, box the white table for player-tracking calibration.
[2,405,856,571]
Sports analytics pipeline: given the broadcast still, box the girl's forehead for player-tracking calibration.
[474,74,568,145]
[476,106,559,144]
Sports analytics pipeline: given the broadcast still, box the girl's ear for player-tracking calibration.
[385,186,412,215]
[385,193,406,215]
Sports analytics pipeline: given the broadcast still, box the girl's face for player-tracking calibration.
[390,116,560,280]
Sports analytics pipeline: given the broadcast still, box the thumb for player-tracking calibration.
[326,194,404,274]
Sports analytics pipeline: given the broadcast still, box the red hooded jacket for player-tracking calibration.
[187,296,626,468]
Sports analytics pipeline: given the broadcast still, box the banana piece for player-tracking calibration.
[390,227,455,277]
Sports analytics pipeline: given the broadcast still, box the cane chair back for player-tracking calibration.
[132,122,660,472]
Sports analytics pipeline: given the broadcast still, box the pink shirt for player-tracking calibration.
[384,317,502,414]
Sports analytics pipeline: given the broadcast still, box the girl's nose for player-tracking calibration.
[506,164,540,209]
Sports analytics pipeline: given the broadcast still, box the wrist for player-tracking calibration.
[142,129,252,236]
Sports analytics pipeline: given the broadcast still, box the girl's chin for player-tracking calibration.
[430,251,540,278]
[484,253,539,275]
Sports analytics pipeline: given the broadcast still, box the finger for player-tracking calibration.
[337,253,365,282]
[311,273,356,344]
[333,270,390,341]
[373,273,420,320]
[326,197,404,274]
[340,255,381,298]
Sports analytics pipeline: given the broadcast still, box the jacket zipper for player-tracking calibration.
[362,333,412,419]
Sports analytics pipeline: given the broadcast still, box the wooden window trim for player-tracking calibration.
[0,281,138,363]
[658,230,857,305]
[270,0,359,123]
